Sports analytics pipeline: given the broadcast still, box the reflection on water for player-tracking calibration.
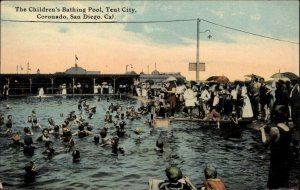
[0,96,299,190]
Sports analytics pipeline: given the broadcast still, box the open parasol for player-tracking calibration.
[206,76,229,84]
[270,73,290,81]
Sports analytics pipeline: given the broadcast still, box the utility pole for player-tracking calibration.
[196,18,200,81]
[27,62,30,74]
[196,18,211,82]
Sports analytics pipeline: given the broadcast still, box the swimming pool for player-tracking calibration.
[0,96,299,189]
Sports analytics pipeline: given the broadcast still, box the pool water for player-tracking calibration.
[0,96,299,190]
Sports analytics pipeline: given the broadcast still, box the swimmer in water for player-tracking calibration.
[23,136,36,157]
[5,115,13,134]
[120,112,125,120]
[134,127,141,144]
[42,141,55,159]
[48,117,56,127]
[200,165,227,190]
[61,127,74,151]
[0,113,4,126]
[75,115,84,124]
[11,133,24,148]
[72,150,81,163]
[24,161,38,183]
[49,125,60,138]
[73,123,93,138]
[31,114,41,129]
[111,136,124,155]
[112,123,126,138]
[94,135,100,144]
[78,99,83,111]
[155,138,164,153]
[108,114,113,123]
[27,116,33,123]
[88,112,94,119]
[24,127,33,136]
[37,128,51,142]
[157,166,196,190]
[90,106,96,114]
[100,128,110,146]
[104,111,110,122]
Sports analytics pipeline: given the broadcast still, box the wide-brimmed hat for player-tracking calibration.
[165,76,177,82]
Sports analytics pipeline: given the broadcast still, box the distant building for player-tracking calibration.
[58,64,101,75]
[126,71,138,75]
[139,69,186,83]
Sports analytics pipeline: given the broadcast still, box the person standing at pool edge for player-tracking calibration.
[164,77,177,118]
[260,105,291,189]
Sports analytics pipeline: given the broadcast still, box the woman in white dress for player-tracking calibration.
[241,85,253,119]
[183,84,197,117]
[61,83,67,95]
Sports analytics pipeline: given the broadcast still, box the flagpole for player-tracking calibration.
[75,54,78,67]
[17,65,19,74]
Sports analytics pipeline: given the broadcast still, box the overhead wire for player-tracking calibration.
[200,19,299,45]
[1,18,299,44]
[0,18,197,24]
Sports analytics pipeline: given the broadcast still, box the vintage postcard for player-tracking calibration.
[0,1,299,190]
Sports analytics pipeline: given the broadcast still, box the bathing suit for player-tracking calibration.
[203,179,226,190]
[158,181,192,190]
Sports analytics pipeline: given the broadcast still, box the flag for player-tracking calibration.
[75,55,79,61]
[27,62,31,71]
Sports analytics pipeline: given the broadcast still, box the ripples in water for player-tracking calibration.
[0,96,299,189]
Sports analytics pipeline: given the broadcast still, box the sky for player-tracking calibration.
[1,0,299,81]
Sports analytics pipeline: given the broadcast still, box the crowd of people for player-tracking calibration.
[146,77,252,124]
[145,76,299,127]
[0,74,299,189]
